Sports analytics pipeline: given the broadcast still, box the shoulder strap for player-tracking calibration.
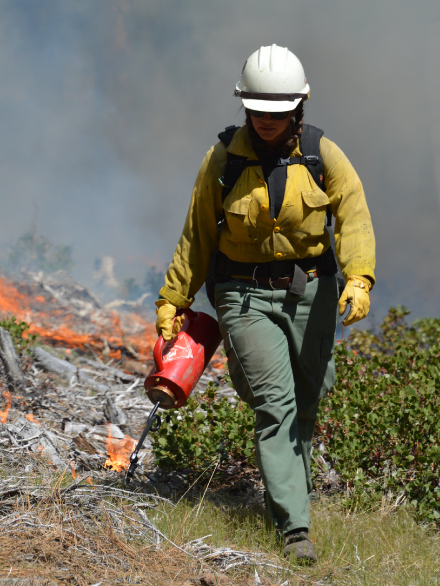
[300,123,332,226]
[300,124,325,192]
[218,126,249,203]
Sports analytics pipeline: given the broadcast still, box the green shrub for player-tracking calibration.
[348,305,440,356]
[152,381,255,472]
[151,307,440,523]
[319,308,440,523]
[0,316,38,355]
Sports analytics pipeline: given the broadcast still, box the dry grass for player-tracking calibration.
[0,452,439,586]
[0,453,269,586]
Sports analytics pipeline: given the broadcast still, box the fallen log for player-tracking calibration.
[77,356,135,382]
[0,327,24,392]
[34,347,109,392]
[33,346,76,377]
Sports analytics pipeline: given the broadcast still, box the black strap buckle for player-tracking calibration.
[302,155,319,166]
[275,156,291,167]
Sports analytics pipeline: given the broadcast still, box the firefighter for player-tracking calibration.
[155,44,375,562]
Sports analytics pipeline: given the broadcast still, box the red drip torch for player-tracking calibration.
[126,309,222,482]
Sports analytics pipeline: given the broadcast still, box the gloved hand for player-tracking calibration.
[339,276,372,326]
[155,299,186,341]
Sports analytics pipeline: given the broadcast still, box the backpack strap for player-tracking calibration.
[300,124,325,191]
[300,124,332,227]
[218,126,261,202]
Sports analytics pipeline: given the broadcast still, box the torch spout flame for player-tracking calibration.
[104,423,138,472]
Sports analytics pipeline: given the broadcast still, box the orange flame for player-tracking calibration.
[104,423,137,472]
[71,463,77,479]
[25,413,41,424]
[0,388,12,424]
[0,275,157,361]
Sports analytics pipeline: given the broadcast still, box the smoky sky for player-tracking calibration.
[0,0,439,325]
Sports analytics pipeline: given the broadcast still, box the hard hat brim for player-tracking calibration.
[242,97,302,112]
[236,82,310,112]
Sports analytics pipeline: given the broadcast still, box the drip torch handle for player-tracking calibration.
[153,308,197,373]
[125,399,162,483]
[153,336,165,372]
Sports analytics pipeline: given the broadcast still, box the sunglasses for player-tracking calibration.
[247,109,291,120]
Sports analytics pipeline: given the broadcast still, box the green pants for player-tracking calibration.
[215,274,338,533]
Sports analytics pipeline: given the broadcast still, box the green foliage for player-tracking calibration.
[3,232,74,274]
[152,306,440,524]
[152,381,256,472]
[0,316,38,355]
[320,307,440,523]
[348,305,440,357]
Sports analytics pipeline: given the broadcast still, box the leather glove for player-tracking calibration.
[155,299,185,341]
[338,276,372,326]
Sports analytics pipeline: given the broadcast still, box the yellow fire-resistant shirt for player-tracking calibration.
[160,125,376,308]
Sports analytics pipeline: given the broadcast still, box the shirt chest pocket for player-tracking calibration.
[301,189,330,210]
[222,193,259,243]
[300,188,330,235]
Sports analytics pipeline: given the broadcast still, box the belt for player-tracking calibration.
[231,269,322,290]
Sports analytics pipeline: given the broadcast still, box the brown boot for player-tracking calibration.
[284,531,317,563]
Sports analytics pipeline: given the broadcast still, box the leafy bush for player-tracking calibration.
[152,381,255,472]
[347,305,440,357]
[0,316,38,355]
[151,306,440,523]
[319,308,440,523]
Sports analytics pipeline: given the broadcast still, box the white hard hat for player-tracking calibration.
[234,44,310,112]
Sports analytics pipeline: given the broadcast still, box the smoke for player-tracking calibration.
[0,0,439,322]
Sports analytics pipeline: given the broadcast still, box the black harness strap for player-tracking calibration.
[217,126,262,202]
[300,125,332,227]
[299,125,325,190]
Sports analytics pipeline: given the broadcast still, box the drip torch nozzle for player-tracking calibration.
[125,399,162,483]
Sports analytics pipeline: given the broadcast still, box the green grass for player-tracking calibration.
[311,499,440,585]
[149,493,440,585]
